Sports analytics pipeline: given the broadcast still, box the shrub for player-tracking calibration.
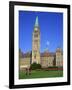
[48,66,58,68]
[30,63,41,70]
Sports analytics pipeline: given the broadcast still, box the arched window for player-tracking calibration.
[34,54,36,59]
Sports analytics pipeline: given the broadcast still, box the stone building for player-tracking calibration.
[19,52,31,70]
[19,49,63,69]
[40,51,55,68]
[19,16,63,69]
[20,52,31,66]
[56,48,63,67]
[32,16,40,64]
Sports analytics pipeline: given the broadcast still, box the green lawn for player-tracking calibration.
[19,70,63,79]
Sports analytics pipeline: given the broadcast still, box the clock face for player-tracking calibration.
[35,28,38,31]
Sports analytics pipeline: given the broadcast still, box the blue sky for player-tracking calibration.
[19,11,63,53]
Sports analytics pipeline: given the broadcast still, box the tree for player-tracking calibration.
[30,63,41,70]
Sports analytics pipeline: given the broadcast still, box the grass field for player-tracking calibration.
[19,70,63,79]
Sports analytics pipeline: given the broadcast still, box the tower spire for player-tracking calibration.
[35,16,39,27]
[32,16,40,64]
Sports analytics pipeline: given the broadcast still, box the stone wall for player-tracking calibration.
[41,56,54,68]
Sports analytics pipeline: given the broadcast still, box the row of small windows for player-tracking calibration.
[42,62,53,66]
[56,61,62,65]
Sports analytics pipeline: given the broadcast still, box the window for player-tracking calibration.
[34,30,38,33]
[34,40,38,43]
[34,55,36,59]
[34,34,38,37]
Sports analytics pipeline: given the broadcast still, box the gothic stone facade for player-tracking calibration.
[32,16,40,64]
[19,16,63,69]
[20,48,63,69]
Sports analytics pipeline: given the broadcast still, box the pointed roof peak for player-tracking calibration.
[35,16,39,27]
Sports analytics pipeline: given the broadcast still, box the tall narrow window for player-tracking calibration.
[34,55,36,59]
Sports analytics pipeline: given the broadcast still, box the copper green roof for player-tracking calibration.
[35,16,39,27]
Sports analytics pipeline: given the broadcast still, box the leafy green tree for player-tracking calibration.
[30,63,41,70]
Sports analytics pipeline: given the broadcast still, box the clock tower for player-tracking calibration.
[32,16,40,64]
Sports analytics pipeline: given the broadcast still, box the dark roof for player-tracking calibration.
[56,48,62,52]
[23,52,32,58]
[40,52,55,57]
[19,49,32,58]
[20,50,62,58]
